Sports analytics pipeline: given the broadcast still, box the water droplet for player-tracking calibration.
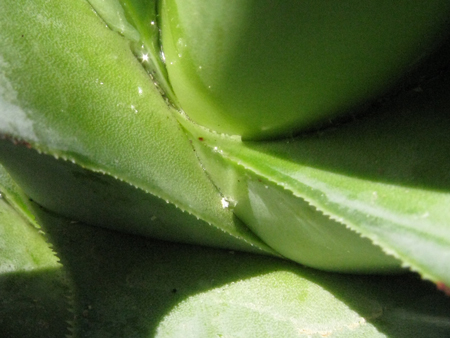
[176,38,186,55]
[138,87,143,95]
[131,105,138,114]
[221,198,230,209]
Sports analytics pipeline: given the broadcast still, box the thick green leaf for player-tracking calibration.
[28,199,450,338]
[183,60,450,282]
[87,0,177,104]
[0,174,71,337]
[2,159,450,337]
[0,0,273,254]
[0,139,274,255]
[2,0,449,284]
[185,132,402,273]
[160,0,450,139]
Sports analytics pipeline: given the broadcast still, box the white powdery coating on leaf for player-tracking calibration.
[0,56,37,141]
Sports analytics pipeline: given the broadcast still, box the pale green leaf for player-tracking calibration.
[2,126,450,338]
[0,176,71,337]
[183,62,450,282]
[0,139,274,255]
[0,0,272,254]
[30,199,450,338]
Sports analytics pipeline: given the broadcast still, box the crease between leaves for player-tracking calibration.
[179,67,450,282]
[0,0,275,255]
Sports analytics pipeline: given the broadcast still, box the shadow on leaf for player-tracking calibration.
[31,203,450,338]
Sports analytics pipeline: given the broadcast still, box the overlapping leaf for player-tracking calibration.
[184,64,450,283]
[1,1,450,336]
[2,170,449,337]
[0,0,273,254]
[0,167,71,338]
[1,0,450,279]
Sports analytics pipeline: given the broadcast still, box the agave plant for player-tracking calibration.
[1,0,450,337]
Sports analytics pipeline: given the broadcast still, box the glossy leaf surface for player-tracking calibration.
[0,0,272,254]
[8,191,450,338]
[1,1,450,336]
[161,0,450,139]
[184,63,450,282]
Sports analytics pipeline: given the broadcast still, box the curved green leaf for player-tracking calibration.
[29,200,450,338]
[0,139,274,254]
[0,169,71,337]
[159,0,450,139]
[184,131,402,273]
[86,0,177,103]
[2,162,450,337]
[2,0,449,281]
[0,0,272,254]
[183,61,450,282]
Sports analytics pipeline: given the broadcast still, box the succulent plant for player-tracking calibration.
[1,0,450,337]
